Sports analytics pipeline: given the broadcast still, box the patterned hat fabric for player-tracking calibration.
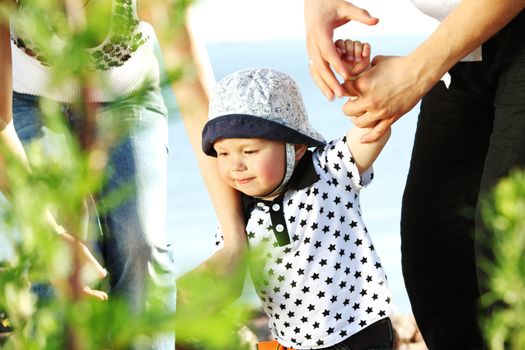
[202,68,326,156]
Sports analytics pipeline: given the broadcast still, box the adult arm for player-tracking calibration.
[1,17,108,299]
[139,4,248,275]
[344,0,525,143]
[304,0,378,100]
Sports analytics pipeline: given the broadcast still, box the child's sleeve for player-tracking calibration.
[315,136,374,192]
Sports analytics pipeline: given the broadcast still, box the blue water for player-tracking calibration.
[167,36,427,313]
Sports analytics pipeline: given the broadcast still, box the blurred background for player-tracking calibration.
[167,0,439,313]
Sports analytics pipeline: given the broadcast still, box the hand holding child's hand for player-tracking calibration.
[334,39,371,78]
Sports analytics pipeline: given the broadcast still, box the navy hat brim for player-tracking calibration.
[202,114,326,157]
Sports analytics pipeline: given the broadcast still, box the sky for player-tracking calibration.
[190,0,440,43]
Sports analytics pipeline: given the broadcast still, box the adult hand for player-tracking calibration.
[305,0,378,100]
[57,231,109,300]
[343,55,431,143]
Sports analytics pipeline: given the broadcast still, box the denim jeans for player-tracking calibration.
[12,87,176,350]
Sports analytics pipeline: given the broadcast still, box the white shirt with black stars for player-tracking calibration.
[215,136,395,349]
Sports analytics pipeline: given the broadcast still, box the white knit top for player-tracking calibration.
[10,0,160,103]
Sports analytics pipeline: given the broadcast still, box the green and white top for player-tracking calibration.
[10,0,159,102]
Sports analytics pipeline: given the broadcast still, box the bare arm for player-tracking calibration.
[346,126,390,174]
[343,0,525,142]
[139,3,248,273]
[1,15,108,298]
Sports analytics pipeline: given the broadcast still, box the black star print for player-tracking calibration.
[334,196,341,204]
[354,238,362,246]
[322,192,328,200]
[344,267,351,275]
[300,219,307,227]
[317,340,325,346]
[345,201,353,209]
[298,202,305,209]
[379,310,386,317]
[307,255,314,263]
[347,171,354,178]
[354,271,362,278]
[312,272,320,280]
[323,226,330,234]
[289,216,296,223]
[360,289,367,297]
[312,188,319,196]
[366,275,373,282]
[334,262,341,270]
[352,303,360,311]
[330,295,337,303]
[337,150,344,159]
[319,259,327,266]
[339,281,347,289]
[285,262,292,270]
[360,257,368,264]
[350,221,358,229]
[317,291,325,298]
[335,313,342,321]
[339,249,345,257]
[334,163,341,171]
[307,304,315,311]
[283,292,290,299]
[280,303,286,310]
[314,241,322,249]
[301,286,310,293]
[313,322,320,329]
[304,237,311,244]
[287,198,293,206]
[327,211,335,219]
[300,316,308,323]
[293,327,300,334]
[305,334,312,340]
[291,281,297,288]
[294,299,302,306]
[322,309,330,317]
[248,231,255,239]
[310,222,318,230]
[334,230,341,238]
[292,234,299,241]
[328,244,336,252]
[372,293,378,300]
[343,299,350,306]
[257,218,264,225]
[350,252,356,260]
[287,311,295,318]
[359,320,367,327]
[327,327,334,335]
[297,268,305,275]
[345,185,352,192]
[325,277,333,285]
[348,316,355,324]
[278,275,285,282]
[306,204,313,212]
[343,234,350,242]
[339,330,347,337]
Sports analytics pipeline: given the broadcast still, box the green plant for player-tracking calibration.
[0,1,253,349]
[481,170,525,350]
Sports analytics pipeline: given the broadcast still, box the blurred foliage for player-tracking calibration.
[481,170,525,350]
[0,0,254,349]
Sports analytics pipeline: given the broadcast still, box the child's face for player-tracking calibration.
[214,138,286,198]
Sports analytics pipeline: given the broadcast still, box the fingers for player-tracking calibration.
[59,232,108,279]
[81,286,109,301]
[315,37,348,97]
[359,118,395,143]
[340,1,379,26]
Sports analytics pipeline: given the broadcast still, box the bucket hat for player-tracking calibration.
[202,68,326,156]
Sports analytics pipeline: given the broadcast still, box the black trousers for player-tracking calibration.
[401,10,525,350]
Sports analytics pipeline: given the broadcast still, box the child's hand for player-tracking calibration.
[335,39,371,78]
